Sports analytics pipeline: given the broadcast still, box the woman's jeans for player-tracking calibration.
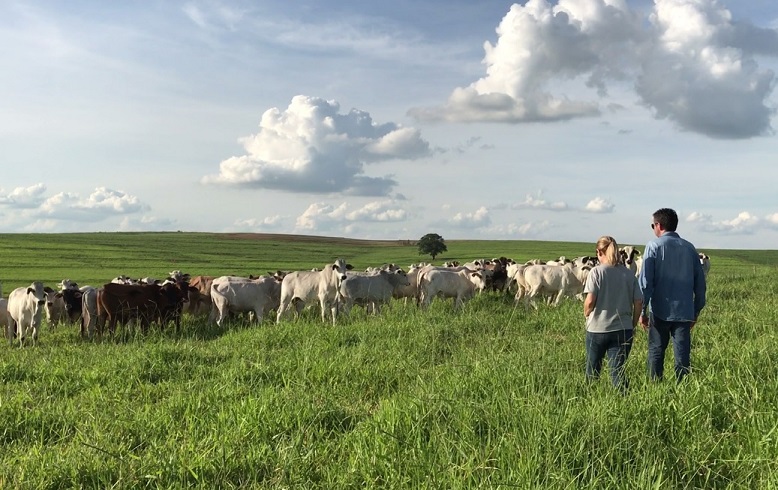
[647,316,692,382]
[586,329,633,390]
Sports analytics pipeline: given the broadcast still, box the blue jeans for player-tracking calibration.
[586,329,633,391]
[647,316,692,382]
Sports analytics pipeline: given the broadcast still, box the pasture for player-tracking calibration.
[1,232,777,488]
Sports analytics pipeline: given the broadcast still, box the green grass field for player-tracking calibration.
[1,233,777,488]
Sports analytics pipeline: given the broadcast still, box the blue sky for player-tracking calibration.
[1,0,777,250]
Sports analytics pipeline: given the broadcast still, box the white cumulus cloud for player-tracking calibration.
[0,183,48,209]
[450,206,491,228]
[410,0,777,139]
[584,196,615,213]
[513,192,570,211]
[38,187,149,221]
[295,200,410,232]
[203,95,431,196]
[686,210,778,235]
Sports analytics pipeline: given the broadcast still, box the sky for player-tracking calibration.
[1,0,777,250]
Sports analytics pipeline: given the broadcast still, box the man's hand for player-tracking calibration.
[639,314,650,332]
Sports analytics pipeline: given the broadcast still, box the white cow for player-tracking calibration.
[419,269,486,310]
[619,246,641,275]
[339,269,410,316]
[699,253,711,279]
[44,287,68,328]
[523,264,590,308]
[391,265,425,305]
[7,282,48,346]
[80,286,98,337]
[506,263,529,301]
[210,275,284,327]
[276,258,352,324]
[58,279,79,291]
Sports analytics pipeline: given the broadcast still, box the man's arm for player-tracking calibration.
[638,242,656,321]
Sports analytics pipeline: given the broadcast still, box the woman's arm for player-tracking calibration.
[584,292,596,318]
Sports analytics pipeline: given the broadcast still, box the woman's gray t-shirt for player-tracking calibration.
[584,264,642,333]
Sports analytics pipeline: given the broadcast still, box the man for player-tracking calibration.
[639,208,707,382]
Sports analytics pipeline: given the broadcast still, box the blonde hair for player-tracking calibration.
[596,236,620,266]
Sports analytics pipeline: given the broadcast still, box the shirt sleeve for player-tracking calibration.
[584,268,598,295]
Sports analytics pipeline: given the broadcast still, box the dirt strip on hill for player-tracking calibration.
[224,233,414,247]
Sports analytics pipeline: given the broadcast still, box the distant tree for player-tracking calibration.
[417,233,447,261]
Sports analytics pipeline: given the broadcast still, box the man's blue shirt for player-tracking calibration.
[639,231,706,322]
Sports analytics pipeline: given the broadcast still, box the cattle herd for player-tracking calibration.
[1,249,711,346]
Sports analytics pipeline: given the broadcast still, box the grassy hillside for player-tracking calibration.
[0,232,773,293]
[1,233,777,488]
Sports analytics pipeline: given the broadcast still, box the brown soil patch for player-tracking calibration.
[223,233,413,247]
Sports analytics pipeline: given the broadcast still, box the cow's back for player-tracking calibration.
[280,270,325,302]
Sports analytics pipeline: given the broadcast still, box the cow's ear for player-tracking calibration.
[44,286,54,293]
[74,292,83,299]
[27,288,35,295]
[56,292,63,298]
[346,264,353,270]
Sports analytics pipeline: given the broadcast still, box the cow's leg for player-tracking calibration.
[525,286,541,309]
[318,297,328,323]
[6,320,15,345]
[275,300,288,324]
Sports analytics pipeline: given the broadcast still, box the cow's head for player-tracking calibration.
[331,258,353,281]
[27,282,48,317]
[269,270,288,282]
[58,279,79,291]
[469,271,487,292]
[43,286,58,307]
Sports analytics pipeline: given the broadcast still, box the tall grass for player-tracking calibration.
[1,233,777,488]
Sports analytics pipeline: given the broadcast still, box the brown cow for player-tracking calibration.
[97,282,190,335]
[185,275,216,316]
[158,280,195,331]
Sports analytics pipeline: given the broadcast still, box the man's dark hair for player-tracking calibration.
[653,208,678,232]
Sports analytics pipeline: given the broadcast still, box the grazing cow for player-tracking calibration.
[97,282,188,335]
[186,275,217,316]
[7,282,48,346]
[699,253,711,279]
[419,268,486,310]
[546,256,573,266]
[339,269,410,316]
[80,287,98,337]
[44,287,68,328]
[58,279,79,291]
[276,258,352,325]
[506,263,529,301]
[45,287,85,329]
[156,280,193,331]
[619,246,641,275]
[573,256,598,269]
[484,257,510,292]
[110,275,137,285]
[209,275,284,327]
[392,265,424,305]
[522,264,590,308]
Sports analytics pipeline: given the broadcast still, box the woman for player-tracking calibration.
[584,236,643,391]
